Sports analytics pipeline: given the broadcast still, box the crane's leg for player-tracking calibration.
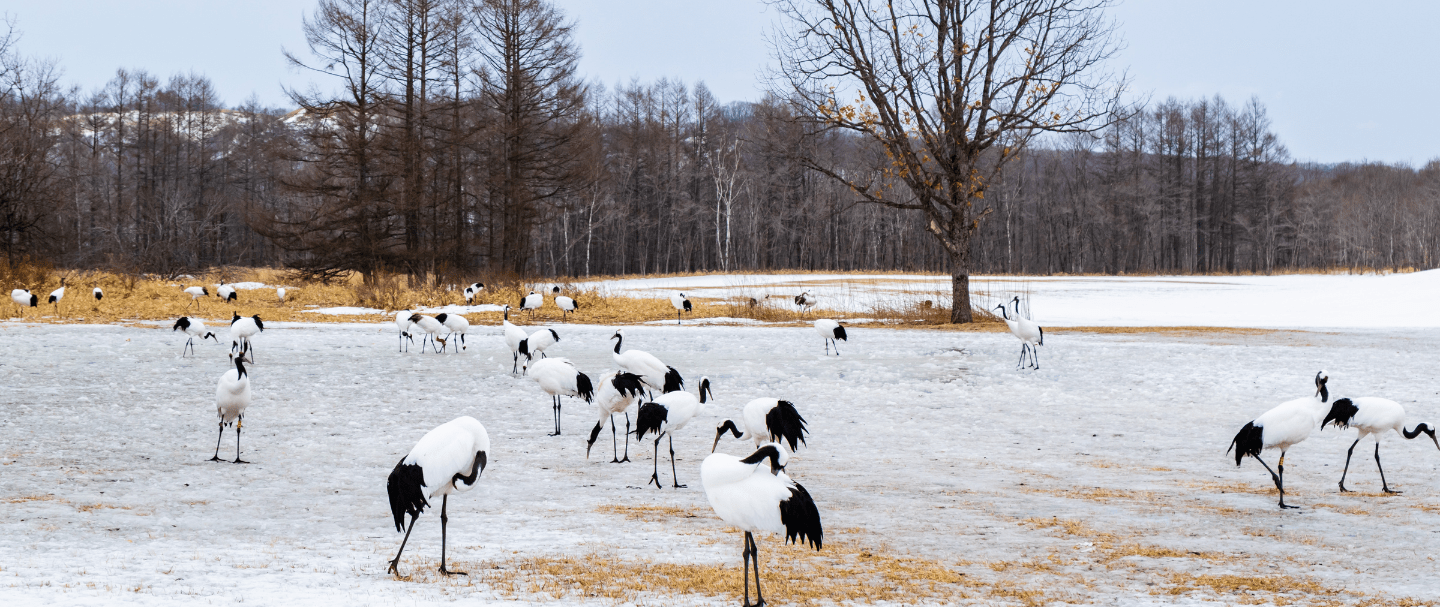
[610,414,621,463]
[233,416,249,464]
[439,494,467,575]
[549,395,562,436]
[824,339,829,355]
[670,434,685,488]
[1257,452,1298,509]
[621,413,632,462]
[511,351,519,374]
[1375,441,1400,493]
[388,512,419,576]
[649,435,663,488]
[750,531,766,606]
[677,310,681,325]
[1017,345,1027,369]
[209,421,224,461]
[833,339,840,356]
[399,332,404,352]
[1031,344,1040,369]
[1339,438,1359,492]
[741,532,753,607]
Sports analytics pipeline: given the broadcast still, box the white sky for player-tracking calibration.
[6,0,1438,165]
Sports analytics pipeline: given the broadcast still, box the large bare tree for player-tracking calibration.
[770,0,1127,322]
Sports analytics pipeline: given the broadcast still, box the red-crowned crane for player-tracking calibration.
[229,312,263,361]
[670,293,692,325]
[93,287,104,303]
[1321,396,1439,493]
[609,328,683,397]
[519,328,559,368]
[47,279,65,315]
[636,377,713,488]
[211,351,253,463]
[813,319,847,355]
[526,357,594,436]
[1229,371,1332,509]
[793,291,816,313]
[995,296,1043,370]
[520,291,543,317]
[463,282,484,304]
[701,443,822,607]
[11,288,38,316]
[184,285,209,309]
[217,282,237,303]
[436,313,469,352]
[502,305,527,373]
[276,287,286,305]
[586,371,646,462]
[556,295,578,318]
[394,310,415,352]
[408,314,448,353]
[173,316,218,357]
[386,416,489,576]
[713,398,809,456]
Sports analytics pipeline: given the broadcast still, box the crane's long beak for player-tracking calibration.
[711,428,724,453]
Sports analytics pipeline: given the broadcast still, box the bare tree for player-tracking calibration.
[770,0,1128,321]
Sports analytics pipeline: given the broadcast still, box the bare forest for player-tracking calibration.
[1,3,1437,282]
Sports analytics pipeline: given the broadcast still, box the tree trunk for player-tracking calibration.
[949,264,973,323]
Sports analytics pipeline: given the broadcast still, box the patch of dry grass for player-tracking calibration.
[3,494,66,504]
[594,503,703,522]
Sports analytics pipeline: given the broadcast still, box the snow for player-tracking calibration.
[5,313,1440,605]
[305,306,388,316]
[581,271,1440,329]
[415,304,506,315]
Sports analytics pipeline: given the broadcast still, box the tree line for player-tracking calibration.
[1,4,1437,281]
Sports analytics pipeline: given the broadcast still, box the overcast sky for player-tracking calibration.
[7,1,1438,165]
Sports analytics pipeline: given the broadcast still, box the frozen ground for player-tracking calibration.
[4,317,1440,605]
[580,271,1440,329]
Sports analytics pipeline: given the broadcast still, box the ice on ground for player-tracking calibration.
[4,320,1440,604]
[580,271,1440,329]
[415,304,506,315]
[305,306,387,316]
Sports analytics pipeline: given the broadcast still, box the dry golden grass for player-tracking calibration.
[75,503,126,513]
[3,494,65,504]
[594,503,703,522]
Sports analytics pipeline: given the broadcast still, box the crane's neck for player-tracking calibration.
[613,334,623,354]
[234,357,247,378]
[504,308,509,322]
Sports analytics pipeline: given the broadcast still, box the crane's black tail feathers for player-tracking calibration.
[386,458,429,532]
[780,482,823,551]
[833,325,847,341]
[662,367,684,394]
[612,372,646,399]
[518,338,531,357]
[635,402,667,439]
[173,317,190,331]
[576,372,595,403]
[1228,422,1263,467]
[767,400,809,452]
[1322,398,1359,430]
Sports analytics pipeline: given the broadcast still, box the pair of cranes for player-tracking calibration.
[1229,371,1440,508]
[395,311,470,353]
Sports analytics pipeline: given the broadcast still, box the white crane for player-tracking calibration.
[229,312,264,361]
[502,305,528,373]
[276,287,286,305]
[1228,371,1332,509]
[636,377,714,488]
[813,319,847,355]
[1321,396,1440,493]
[93,287,104,303]
[519,328,559,367]
[435,313,470,352]
[793,291,816,313]
[408,314,448,353]
[173,316,218,357]
[184,285,209,309]
[609,328,683,396]
[701,443,823,607]
[394,310,415,352]
[385,416,490,576]
[670,292,692,325]
[519,291,544,317]
[526,357,594,436]
[47,279,65,315]
[211,351,254,463]
[463,282,484,304]
[713,398,810,455]
[11,288,37,315]
[217,282,237,303]
[555,295,578,318]
[585,371,646,462]
[995,296,1043,370]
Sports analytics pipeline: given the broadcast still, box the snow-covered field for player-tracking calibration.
[582,271,1440,329]
[5,276,1440,605]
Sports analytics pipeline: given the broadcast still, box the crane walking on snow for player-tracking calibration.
[636,377,714,488]
[586,371,646,462]
[1228,371,1332,509]
[173,316,218,357]
[1321,396,1440,493]
[996,296,1043,370]
[212,351,253,463]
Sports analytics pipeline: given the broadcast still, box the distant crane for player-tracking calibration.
[813,319,847,355]
[610,328,683,397]
[794,291,816,313]
[436,313,469,352]
[670,293,692,325]
[184,286,209,309]
[47,278,65,315]
[995,296,1043,370]
[502,305,527,373]
[519,328,560,368]
[463,282,484,304]
[217,282,237,303]
[93,287,104,303]
[408,314,448,353]
[276,287,287,305]
[11,288,38,316]
[556,295,578,318]
[394,310,415,352]
[173,316,218,357]
[526,357,594,436]
[520,291,544,317]
[229,312,264,361]
[386,416,490,576]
